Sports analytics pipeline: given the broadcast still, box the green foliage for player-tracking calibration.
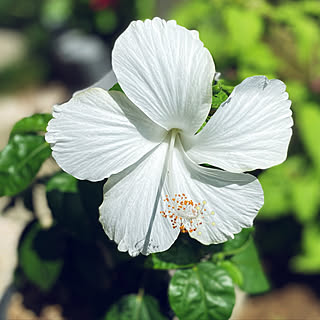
[5,0,319,316]
[46,172,101,241]
[105,294,167,320]
[211,229,269,294]
[258,157,302,219]
[10,113,52,138]
[46,171,77,193]
[135,0,156,20]
[230,238,270,294]
[291,173,320,223]
[291,224,320,273]
[0,113,51,197]
[145,235,222,270]
[223,7,263,54]
[0,58,48,93]
[218,261,243,287]
[95,10,118,34]
[169,262,235,320]
[212,81,234,109]
[297,103,320,172]
[222,227,253,253]
[18,221,64,291]
[145,238,199,270]
[0,134,51,196]
[41,0,73,27]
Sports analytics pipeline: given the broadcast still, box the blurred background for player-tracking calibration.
[0,0,320,319]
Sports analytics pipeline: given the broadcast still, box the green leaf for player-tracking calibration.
[0,134,51,196]
[18,221,64,291]
[105,294,167,320]
[212,228,253,263]
[46,171,77,193]
[145,237,199,270]
[145,236,221,270]
[212,81,234,109]
[231,238,270,294]
[169,262,235,320]
[46,172,100,241]
[218,260,243,287]
[10,113,52,138]
[222,228,253,253]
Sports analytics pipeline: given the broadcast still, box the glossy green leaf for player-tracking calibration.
[169,262,235,320]
[0,134,51,196]
[10,113,52,138]
[218,260,243,287]
[231,238,270,294]
[18,221,64,291]
[105,294,167,320]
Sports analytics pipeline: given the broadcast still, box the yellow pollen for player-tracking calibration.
[211,222,216,226]
[211,211,215,215]
[198,231,202,235]
[196,206,200,210]
[202,200,207,205]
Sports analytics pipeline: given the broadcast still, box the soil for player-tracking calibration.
[236,284,320,320]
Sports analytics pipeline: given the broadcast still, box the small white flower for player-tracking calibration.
[46,18,293,256]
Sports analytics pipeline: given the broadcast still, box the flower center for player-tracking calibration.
[160,193,215,233]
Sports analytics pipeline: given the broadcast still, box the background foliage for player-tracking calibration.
[0,0,320,319]
[171,0,320,275]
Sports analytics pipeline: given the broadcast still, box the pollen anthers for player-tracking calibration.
[160,193,214,234]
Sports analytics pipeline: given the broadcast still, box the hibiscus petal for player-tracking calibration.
[183,76,293,173]
[99,141,180,257]
[163,138,264,244]
[46,88,166,181]
[112,17,215,134]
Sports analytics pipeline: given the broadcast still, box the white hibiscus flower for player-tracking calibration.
[46,18,293,257]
